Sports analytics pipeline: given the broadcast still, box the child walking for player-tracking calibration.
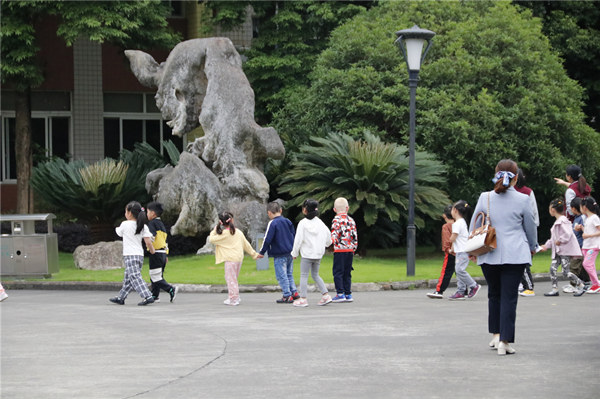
[539,198,585,296]
[110,201,156,306]
[290,199,333,307]
[146,201,178,303]
[564,197,590,293]
[448,200,481,300]
[579,197,600,294]
[209,211,262,306]
[427,204,455,299]
[331,197,358,303]
[259,202,299,303]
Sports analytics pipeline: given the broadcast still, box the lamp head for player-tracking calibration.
[395,25,436,71]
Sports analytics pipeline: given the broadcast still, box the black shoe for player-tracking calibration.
[276,296,292,303]
[138,297,155,306]
[169,286,179,303]
[291,292,300,300]
[109,297,125,305]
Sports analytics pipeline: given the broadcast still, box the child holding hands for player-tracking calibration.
[209,211,263,306]
[291,199,333,307]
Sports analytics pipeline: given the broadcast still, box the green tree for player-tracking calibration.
[203,1,371,124]
[278,132,450,253]
[0,0,180,213]
[274,0,599,220]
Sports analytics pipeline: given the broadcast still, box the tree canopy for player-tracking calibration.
[273,0,599,213]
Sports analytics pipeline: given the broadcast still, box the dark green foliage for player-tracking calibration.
[274,0,599,218]
[278,132,450,252]
[30,142,176,225]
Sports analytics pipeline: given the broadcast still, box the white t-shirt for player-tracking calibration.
[582,214,600,250]
[452,218,469,253]
[115,220,152,256]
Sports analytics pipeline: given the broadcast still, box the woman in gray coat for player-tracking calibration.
[470,159,537,355]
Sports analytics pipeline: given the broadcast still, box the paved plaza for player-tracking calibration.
[1,281,599,399]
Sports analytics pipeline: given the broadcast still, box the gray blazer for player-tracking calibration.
[470,187,538,266]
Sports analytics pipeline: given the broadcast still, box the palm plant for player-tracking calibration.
[278,132,450,253]
[31,141,178,242]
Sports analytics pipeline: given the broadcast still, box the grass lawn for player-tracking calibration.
[42,247,554,285]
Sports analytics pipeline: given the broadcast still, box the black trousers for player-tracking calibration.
[481,263,526,343]
[149,253,173,298]
[332,252,354,295]
[520,264,534,290]
[435,252,455,294]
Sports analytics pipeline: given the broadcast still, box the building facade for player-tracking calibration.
[0,2,254,212]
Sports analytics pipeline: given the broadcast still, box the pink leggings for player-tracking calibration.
[582,248,600,286]
[224,261,242,302]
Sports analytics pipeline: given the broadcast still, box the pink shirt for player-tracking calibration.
[544,215,581,257]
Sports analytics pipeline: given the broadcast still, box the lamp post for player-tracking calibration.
[395,25,435,276]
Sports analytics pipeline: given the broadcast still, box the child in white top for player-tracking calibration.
[290,199,333,307]
[110,201,156,306]
[580,197,600,294]
[449,200,481,300]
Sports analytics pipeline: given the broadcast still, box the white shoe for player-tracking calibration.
[497,341,516,355]
[0,290,8,302]
[562,284,575,293]
[223,298,240,306]
[489,334,499,350]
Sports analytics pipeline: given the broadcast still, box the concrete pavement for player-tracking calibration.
[1,281,599,399]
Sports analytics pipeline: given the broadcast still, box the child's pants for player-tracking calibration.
[582,248,600,286]
[520,265,534,291]
[119,255,152,299]
[455,252,476,294]
[274,255,297,297]
[224,261,242,303]
[549,255,582,288]
[299,258,328,298]
[569,256,589,285]
[435,252,455,294]
[333,252,354,295]
[149,253,174,298]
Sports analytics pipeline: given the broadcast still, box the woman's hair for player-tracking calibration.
[443,204,453,220]
[302,199,319,220]
[565,164,588,194]
[581,196,600,216]
[516,168,526,188]
[571,197,582,213]
[550,198,565,214]
[452,200,472,221]
[494,159,518,194]
[216,211,235,235]
[126,201,148,234]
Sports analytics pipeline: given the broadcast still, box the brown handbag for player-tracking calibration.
[464,192,497,256]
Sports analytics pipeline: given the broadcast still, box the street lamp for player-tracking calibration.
[395,25,435,276]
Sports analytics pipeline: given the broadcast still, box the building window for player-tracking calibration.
[103,93,185,159]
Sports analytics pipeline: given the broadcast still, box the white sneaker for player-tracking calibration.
[562,284,575,293]
[223,298,240,306]
[0,290,8,302]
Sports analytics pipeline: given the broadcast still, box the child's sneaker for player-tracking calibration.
[291,292,300,300]
[468,284,481,299]
[331,294,346,303]
[448,291,466,300]
[223,298,240,306]
[426,291,443,299]
[318,294,332,306]
[276,296,293,303]
[0,289,8,302]
[169,286,179,302]
[345,294,353,302]
[153,296,161,303]
[585,284,600,294]
[562,284,575,293]
[519,290,535,297]
[109,296,125,305]
[544,288,559,296]
[138,296,155,306]
[293,298,308,307]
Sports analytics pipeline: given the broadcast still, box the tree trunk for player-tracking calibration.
[15,88,33,214]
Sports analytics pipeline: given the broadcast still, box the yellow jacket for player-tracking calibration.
[208,228,259,264]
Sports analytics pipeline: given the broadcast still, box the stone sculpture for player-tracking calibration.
[125,38,285,246]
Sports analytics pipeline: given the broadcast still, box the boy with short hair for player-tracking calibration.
[259,202,299,303]
[330,197,358,302]
[146,202,178,303]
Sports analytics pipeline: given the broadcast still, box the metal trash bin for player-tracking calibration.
[254,233,269,271]
[0,214,59,277]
